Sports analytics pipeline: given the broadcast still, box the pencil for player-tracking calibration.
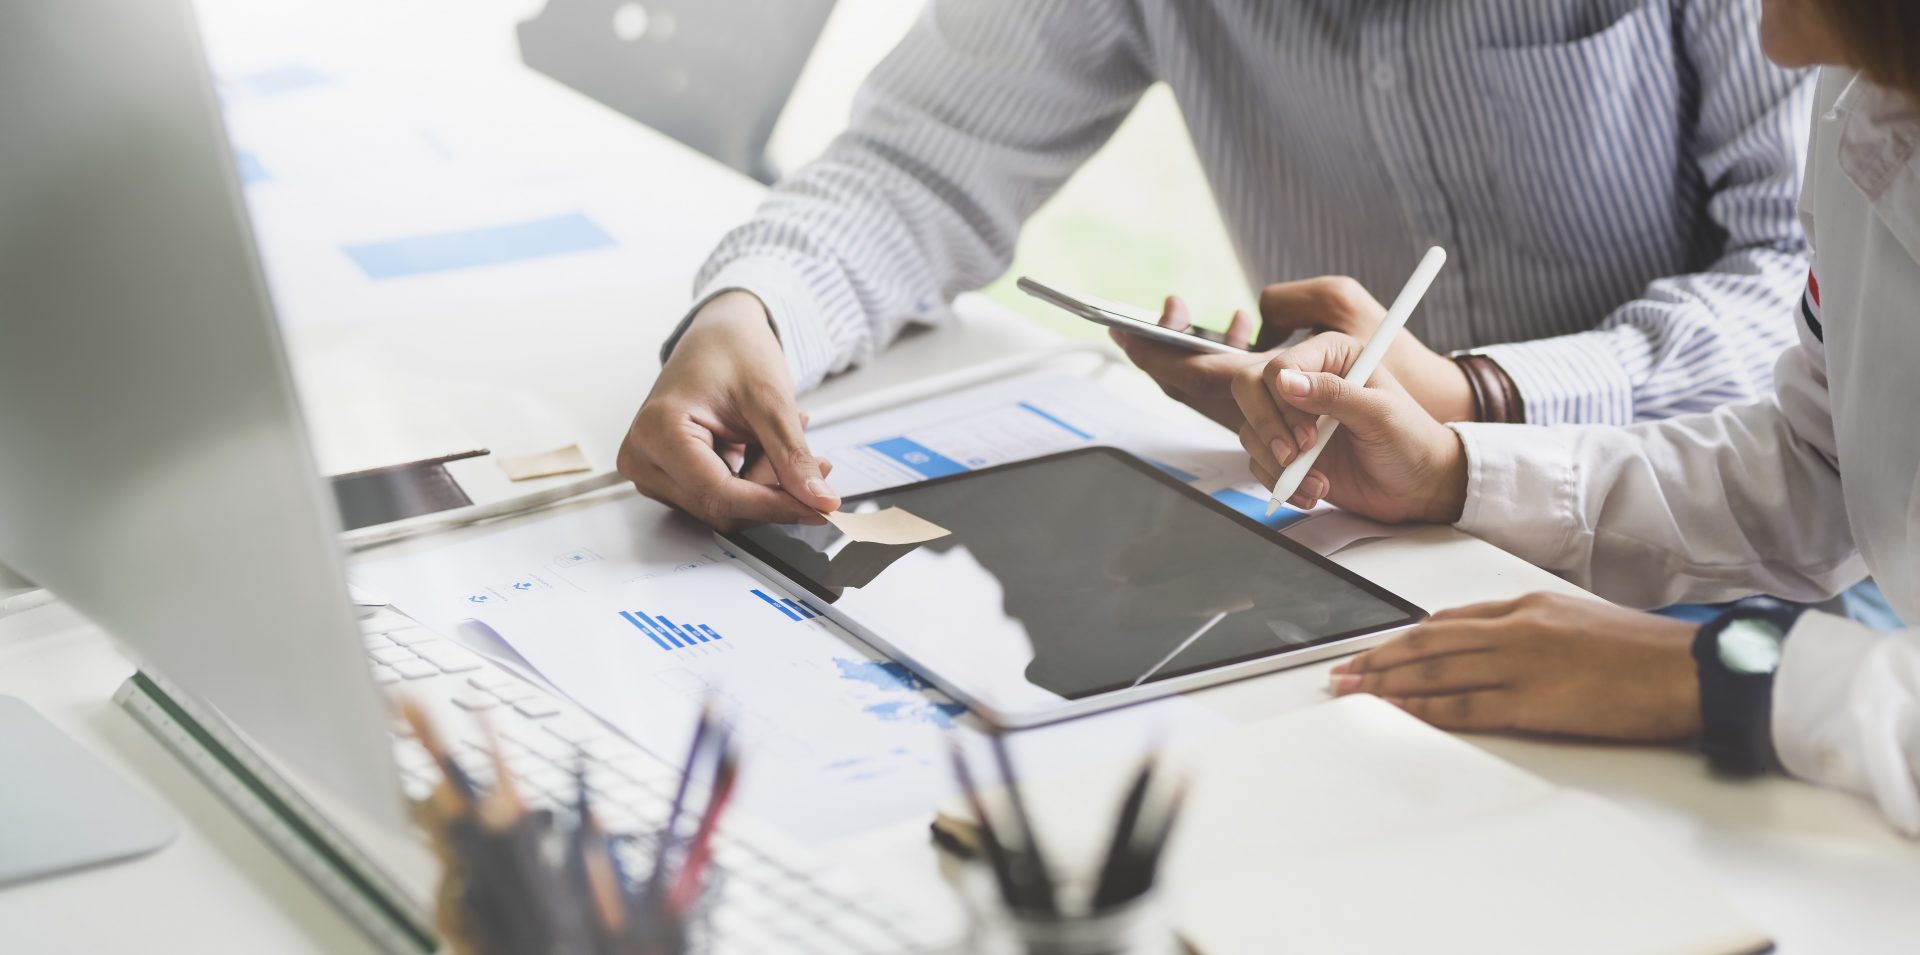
[1266,246,1447,514]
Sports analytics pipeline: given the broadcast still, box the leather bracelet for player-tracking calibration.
[1452,353,1525,424]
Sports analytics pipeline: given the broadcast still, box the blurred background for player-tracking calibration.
[199,0,1253,344]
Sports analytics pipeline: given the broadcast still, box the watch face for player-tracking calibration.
[1717,617,1785,675]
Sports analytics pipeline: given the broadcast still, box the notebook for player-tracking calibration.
[934,695,1771,955]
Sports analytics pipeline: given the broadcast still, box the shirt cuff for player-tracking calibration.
[1479,325,1652,426]
[1772,612,1920,834]
[1449,422,1581,570]
[660,257,840,392]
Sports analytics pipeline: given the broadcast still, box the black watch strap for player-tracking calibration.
[1692,596,1804,776]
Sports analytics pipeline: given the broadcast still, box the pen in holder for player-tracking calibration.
[401,699,735,955]
[948,737,1185,955]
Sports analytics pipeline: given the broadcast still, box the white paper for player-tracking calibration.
[349,493,729,638]
[447,561,1227,842]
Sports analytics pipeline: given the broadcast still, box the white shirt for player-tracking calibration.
[1453,70,1920,834]
[666,0,1812,426]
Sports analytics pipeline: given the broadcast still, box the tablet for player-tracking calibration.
[717,447,1425,728]
[1016,276,1250,355]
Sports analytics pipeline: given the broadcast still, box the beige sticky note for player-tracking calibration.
[822,506,951,546]
[497,444,591,481]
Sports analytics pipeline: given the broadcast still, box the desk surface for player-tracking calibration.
[4,1,1915,952]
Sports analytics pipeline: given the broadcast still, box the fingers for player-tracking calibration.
[1159,294,1192,330]
[1269,366,1405,443]
[1332,620,1500,675]
[1232,356,1300,475]
[1224,308,1254,349]
[738,384,839,513]
[628,421,823,529]
[1257,276,1384,338]
[1429,598,1526,623]
[1329,646,1504,699]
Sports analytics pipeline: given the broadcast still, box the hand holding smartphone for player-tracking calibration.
[1016,277,1251,355]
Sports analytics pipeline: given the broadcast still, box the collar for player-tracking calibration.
[1830,75,1920,263]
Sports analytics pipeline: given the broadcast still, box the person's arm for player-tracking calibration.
[1451,332,1863,608]
[1478,0,1815,425]
[1774,612,1920,834]
[664,0,1154,392]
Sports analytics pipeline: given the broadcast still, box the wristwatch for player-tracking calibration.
[1692,596,1805,776]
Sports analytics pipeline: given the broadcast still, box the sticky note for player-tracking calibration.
[497,444,591,481]
[822,507,951,546]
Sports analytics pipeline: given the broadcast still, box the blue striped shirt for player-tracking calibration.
[675,0,1813,425]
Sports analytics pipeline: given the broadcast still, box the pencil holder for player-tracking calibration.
[957,866,1179,955]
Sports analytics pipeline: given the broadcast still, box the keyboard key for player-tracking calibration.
[392,658,439,680]
[414,641,484,673]
[362,632,393,649]
[451,692,498,712]
[383,626,437,646]
[491,682,542,704]
[370,665,402,685]
[513,697,563,719]
[466,671,518,691]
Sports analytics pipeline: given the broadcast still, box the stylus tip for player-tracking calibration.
[1265,499,1281,517]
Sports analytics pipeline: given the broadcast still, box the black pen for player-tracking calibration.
[988,732,1058,914]
[1091,756,1157,909]
[947,742,1021,907]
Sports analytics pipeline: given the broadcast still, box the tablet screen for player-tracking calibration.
[724,448,1422,716]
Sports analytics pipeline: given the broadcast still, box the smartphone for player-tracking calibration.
[1017,276,1250,355]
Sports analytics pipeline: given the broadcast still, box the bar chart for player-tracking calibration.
[750,588,817,621]
[618,608,725,651]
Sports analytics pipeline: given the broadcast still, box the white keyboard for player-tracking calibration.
[366,615,950,955]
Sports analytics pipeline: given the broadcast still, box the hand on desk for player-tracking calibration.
[617,291,839,530]
[1329,593,1702,742]
[1117,278,1475,432]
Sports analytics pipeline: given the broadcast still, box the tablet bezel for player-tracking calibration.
[715,446,1427,729]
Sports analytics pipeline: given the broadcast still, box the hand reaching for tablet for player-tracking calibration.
[616,291,840,531]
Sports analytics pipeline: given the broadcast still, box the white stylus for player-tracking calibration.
[1266,246,1449,516]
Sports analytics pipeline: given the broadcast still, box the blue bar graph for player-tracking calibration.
[658,616,706,644]
[781,598,815,619]
[751,589,803,621]
[619,611,672,650]
[620,610,726,650]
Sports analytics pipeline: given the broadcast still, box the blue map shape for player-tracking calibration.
[834,658,967,729]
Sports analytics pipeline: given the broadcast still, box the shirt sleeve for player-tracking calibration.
[1450,307,1864,609]
[1774,612,1920,835]
[660,0,1153,392]
[1479,0,1815,425]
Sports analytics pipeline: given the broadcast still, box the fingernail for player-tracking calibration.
[1328,673,1361,694]
[1279,369,1311,396]
[806,478,837,503]
[1269,438,1291,464]
[1294,424,1313,449]
[1329,660,1351,674]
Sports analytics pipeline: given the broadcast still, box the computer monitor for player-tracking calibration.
[0,0,403,830]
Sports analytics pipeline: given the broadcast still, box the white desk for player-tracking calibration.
[4,2,1915,952]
